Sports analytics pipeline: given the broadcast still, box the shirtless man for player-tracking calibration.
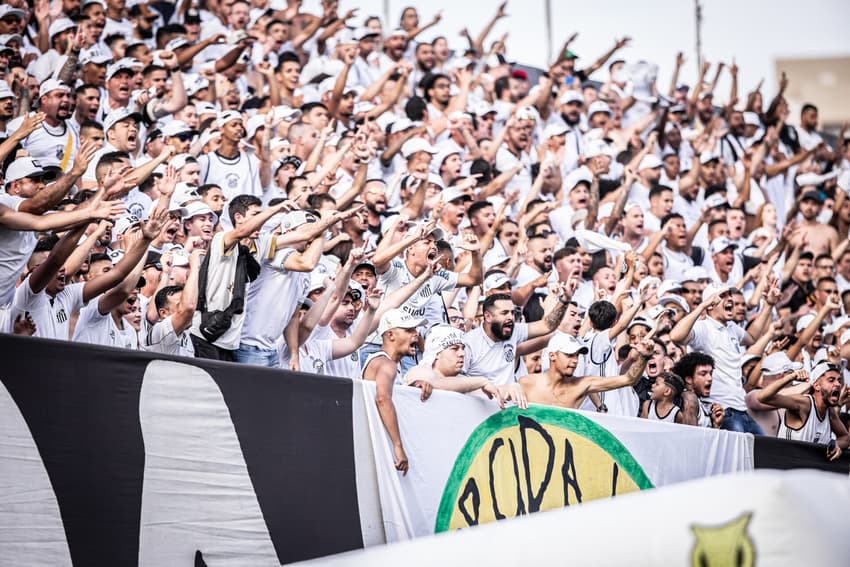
[518,334,653,409]
[362,309,434,475]
[757,360,849,460]
[797,190,838,257]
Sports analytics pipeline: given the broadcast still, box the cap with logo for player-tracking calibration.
[420,324,465,366]
[281,210,318,232]
[4,157,59,185]
[709,237,738,255]
[114,214,142,235]
[483,272,516,293]
[378,308,425,336]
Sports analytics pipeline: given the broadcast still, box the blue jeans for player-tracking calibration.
[358,342,418,376]
[721,408,765,435]
[234,343,279,368]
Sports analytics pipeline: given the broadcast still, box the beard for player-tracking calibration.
[490,320,513,341]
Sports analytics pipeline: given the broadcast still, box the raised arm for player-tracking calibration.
[583,338,652,393]
[172,249,203,335]
[756,369,809,413]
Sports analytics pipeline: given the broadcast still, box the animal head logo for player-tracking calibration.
[690,513,755,567]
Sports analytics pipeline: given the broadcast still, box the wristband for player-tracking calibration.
[558,295,569,305]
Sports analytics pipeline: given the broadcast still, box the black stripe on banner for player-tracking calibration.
[0,334,363,565]
[753,434,850,473]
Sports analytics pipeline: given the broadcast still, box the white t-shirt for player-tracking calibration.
[6,114,79,170]
[13,279,84,341]
[689,316,747,411]
[309,323,360,379]
[661,245,694,282]
[240,246,309,351]
[494,145,533,199]
[463,323,530,386]
[582,329,639,417]
[0,194,37,306]
[143,315,195,357]
[73,298,138,349]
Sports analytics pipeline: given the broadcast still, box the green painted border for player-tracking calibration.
[434,405,655,532]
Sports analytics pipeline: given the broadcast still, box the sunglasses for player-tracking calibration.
[174,132,194,141]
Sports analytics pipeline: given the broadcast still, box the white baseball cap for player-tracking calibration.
[547,333,589,355]
[161,120,196,138]
[565,166,593,191]
[559,91,584,105]
[378,308,425,336]
[421,324,465,366]
[182,200,218,223]
[586,100,612,118]
[38,78,72,98]
[483,272,516,292]
[638,154,663,171]
[4,157,58,185]
[810,361,839,383]
[114,214,142,235]
[401,137,438,159]
[761,352,803,376]
[543,123,569,140]
[441,186,473,204]
[280,209,318,232]
[48,18,76,42]
[103,107,142,132]
[216,110,243,128]
[701,282,732,304]
[709,237,738,255]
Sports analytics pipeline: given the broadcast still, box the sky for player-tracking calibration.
[299,0,850,107]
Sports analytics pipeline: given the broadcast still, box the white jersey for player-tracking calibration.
[647,400,681,423]
[13,279,84,341]
[582,330,639,418]
[777,395,833,445]
[143,316,195,357]
[198,150,263,203]
[462,323,530,386]
[72,299,138,349]
[309,323,360,379]
[7,114,79,170]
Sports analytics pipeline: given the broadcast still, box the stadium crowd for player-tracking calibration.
[0,0,848,472]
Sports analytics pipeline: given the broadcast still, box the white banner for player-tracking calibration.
[300,470,850,567]
[359,382,754,541]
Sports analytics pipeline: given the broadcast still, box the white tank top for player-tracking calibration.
[648,400,681,423]
[776,395,833,445]
[361,350,403,384]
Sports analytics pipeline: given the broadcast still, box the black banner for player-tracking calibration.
[0,334,363,565]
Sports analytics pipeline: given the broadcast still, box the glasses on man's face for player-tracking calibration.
[536,230,555,238]
[175,133,194,142]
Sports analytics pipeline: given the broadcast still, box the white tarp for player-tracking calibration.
[298,469,850,566]
[358,381,753,540]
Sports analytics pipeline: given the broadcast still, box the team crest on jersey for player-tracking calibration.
[503,344,515,363]
[55,147,64,161]
[312,358,325,375]
[225,173,239,189]
[420,284,433,298]
[55,308,68,323]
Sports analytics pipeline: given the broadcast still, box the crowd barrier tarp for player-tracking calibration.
[0,334,847,566]
[295,469,850,567]
[753,434,850,472]
[0,335,364,566]
[360,381,754,540]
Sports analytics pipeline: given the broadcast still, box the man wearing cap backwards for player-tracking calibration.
[671,280,782,434]
[403,324,527,407]
[6,80,79,170]
[797,189,838,257]
[519,334,654,410]
[758,360,849,460]
[362,308,436,475]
